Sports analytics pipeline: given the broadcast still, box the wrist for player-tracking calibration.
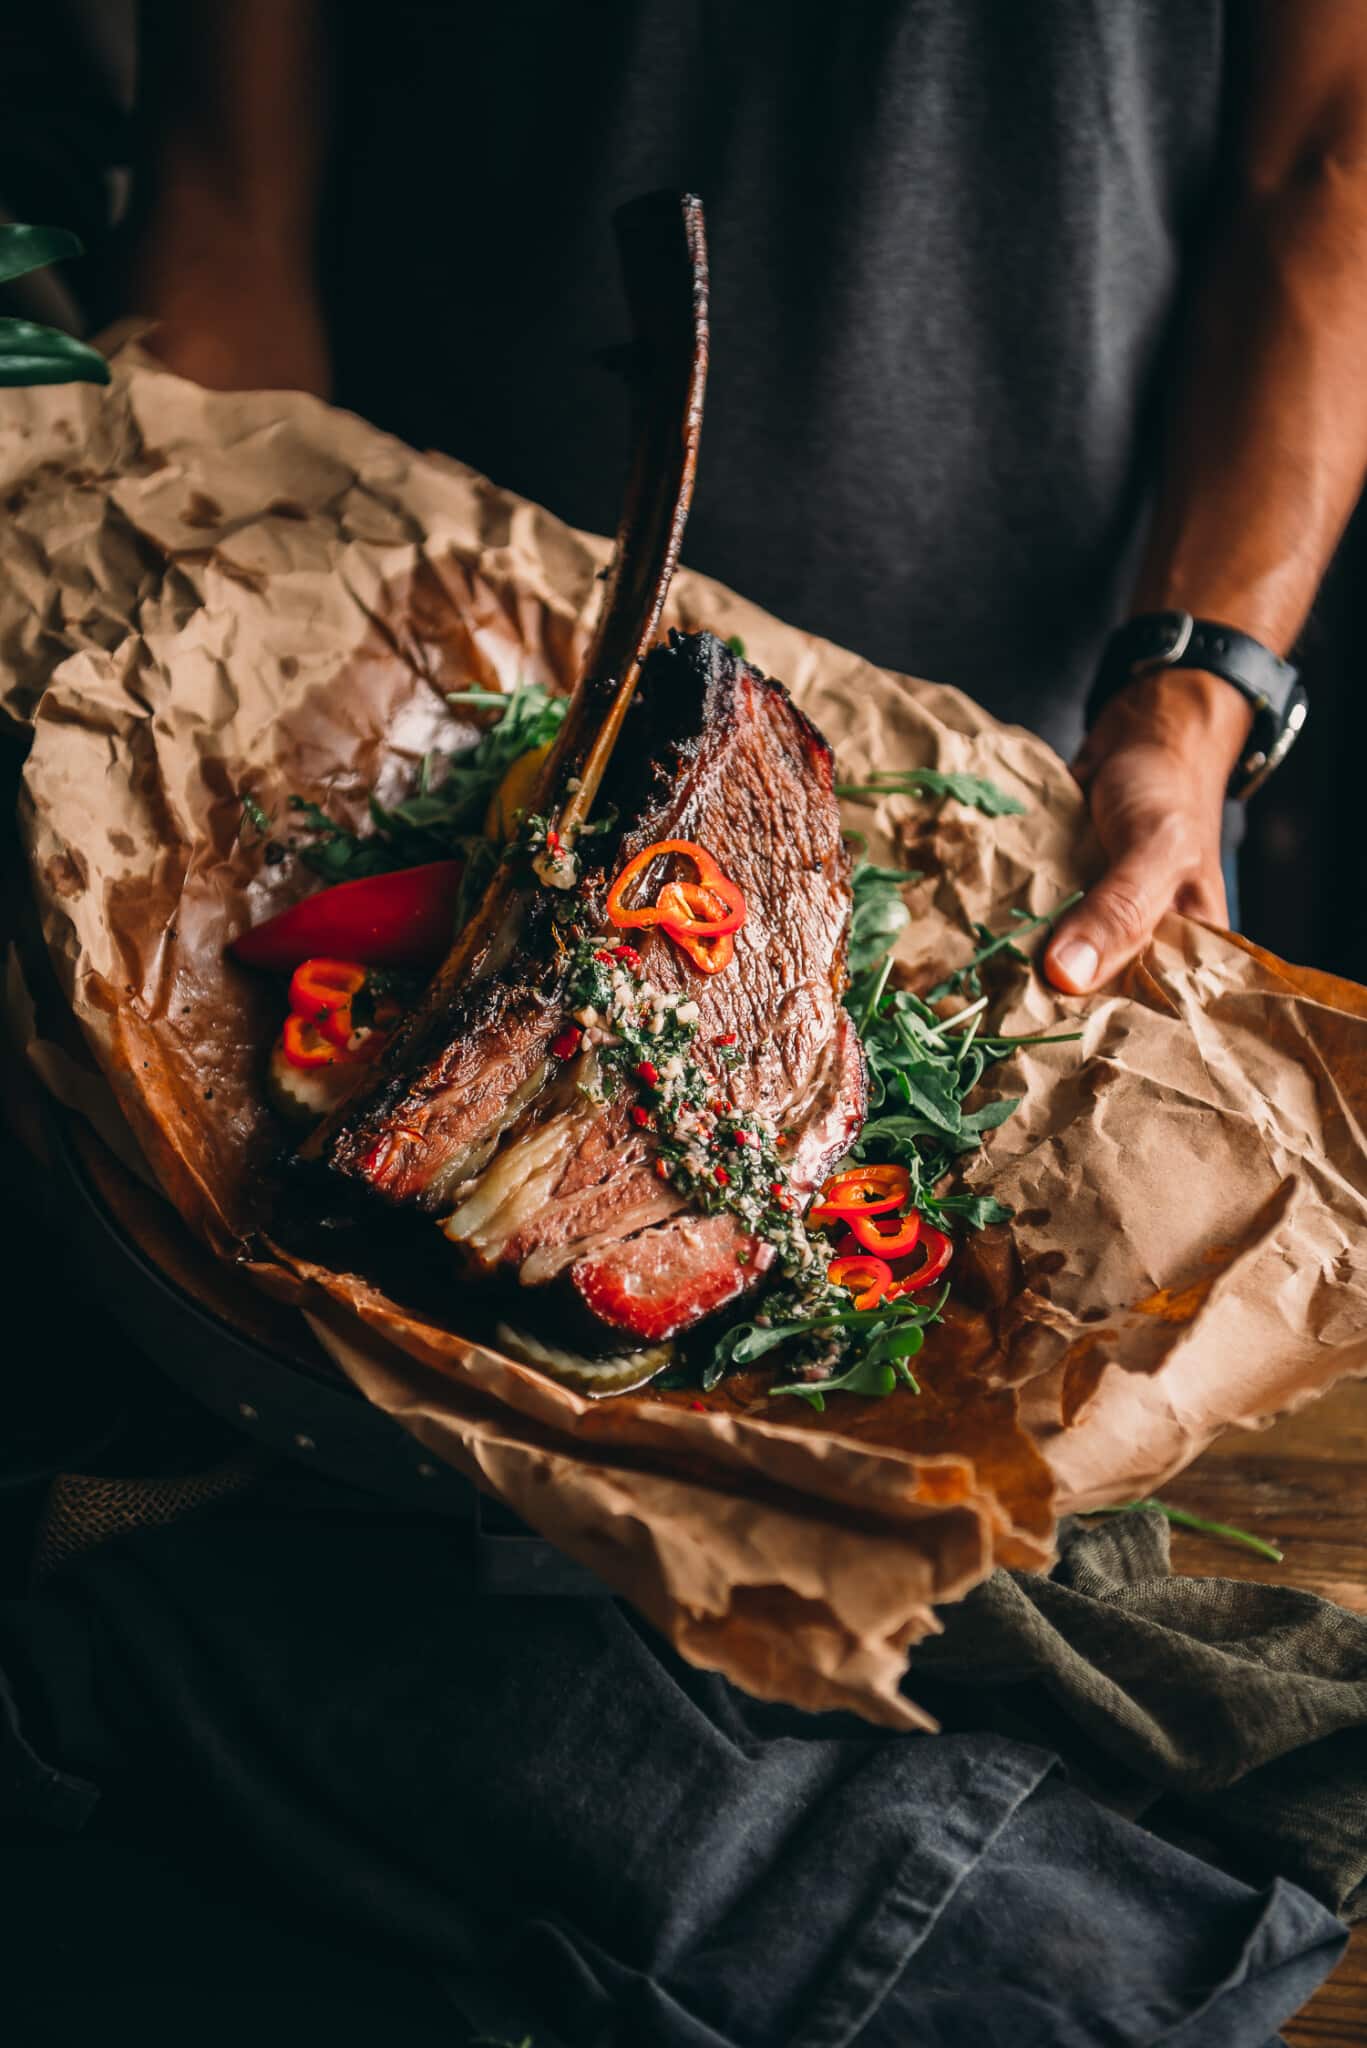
[1126,665,1254,775]
[1083,665,1254,803]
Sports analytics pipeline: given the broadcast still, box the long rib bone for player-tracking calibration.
[303,191,708,1162]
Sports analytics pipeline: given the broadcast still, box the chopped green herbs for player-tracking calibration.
[240,794,271,838]
[725,634,747,658]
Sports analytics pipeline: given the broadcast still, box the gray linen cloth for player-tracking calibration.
[913,1507,1367,1922]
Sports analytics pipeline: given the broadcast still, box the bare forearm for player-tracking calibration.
[1134,35,1367,669]
[136,0,328,252]
[127,1,331,393]
[1047,4,1367,993]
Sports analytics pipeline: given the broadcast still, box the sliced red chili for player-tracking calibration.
[606,839,723,929]
[828,1254,895,1311]
[893,1222,953,1295]
[662,919,736,975]
[845,1208,923,1258]
[809,1163,912,1227]
[605,840,746,966]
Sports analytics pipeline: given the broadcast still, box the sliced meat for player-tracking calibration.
[321,629,866,1346]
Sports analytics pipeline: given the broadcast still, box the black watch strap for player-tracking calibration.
[1088,610,1307,799]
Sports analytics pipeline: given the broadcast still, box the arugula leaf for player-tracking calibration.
[931,1191,1014,1229]
[837,768,1024,818]
[771,1356,897,1411]
[927,893,1082,1001]
[847,858,919,976]
[957,1095,1022,1141]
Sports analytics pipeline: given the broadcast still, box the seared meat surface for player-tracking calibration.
[322,630,865,1346]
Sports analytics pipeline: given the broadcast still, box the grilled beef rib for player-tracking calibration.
[322,630,865,1348]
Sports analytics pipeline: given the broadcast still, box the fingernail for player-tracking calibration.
[1050,937,1099,992]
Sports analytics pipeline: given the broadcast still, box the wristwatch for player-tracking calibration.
[1087,610,1308,799]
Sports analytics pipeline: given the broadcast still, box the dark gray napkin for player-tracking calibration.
[912,1506,1367,1921]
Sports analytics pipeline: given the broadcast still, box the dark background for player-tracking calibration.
[1243,511,1366,985]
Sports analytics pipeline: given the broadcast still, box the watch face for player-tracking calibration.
[1236,686,1307,798]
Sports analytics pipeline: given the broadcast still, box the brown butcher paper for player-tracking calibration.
[3,346,1366,1726]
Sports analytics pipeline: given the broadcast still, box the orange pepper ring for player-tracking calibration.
[655,875,746,941]
[827,1254,895,1311]
[280,1013,340,1071]
[846,1208,923,1258]
[662,918,736,975]
[606,839,729,931]
[895,1222,953,1293]
[289,958,369,1049]
[810,1163,912,1226]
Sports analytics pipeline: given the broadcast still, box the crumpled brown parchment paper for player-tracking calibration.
[3,347,1366,1728]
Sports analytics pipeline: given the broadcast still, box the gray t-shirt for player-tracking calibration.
[334,2,1226,757]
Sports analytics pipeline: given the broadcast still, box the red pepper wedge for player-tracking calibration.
[827,1254,895,1311]
[231,859,463,972]
[280,1014,340,1070]
[809,1163,911,1227]
[288,958,369,1048]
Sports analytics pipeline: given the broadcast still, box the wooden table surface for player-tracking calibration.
[1162,1378,1367,2048]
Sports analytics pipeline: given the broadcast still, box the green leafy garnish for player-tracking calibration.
[838,870,1079,1228]
[692,777,1082,1405]
[289,680,568,893]
[0,226,110,387]
[926,892,1083,1002]
[725,634,747,659]
[837,768,1024,817]
[706,1291,943,1396]
[847,859,920,976]
[240,794,271,838]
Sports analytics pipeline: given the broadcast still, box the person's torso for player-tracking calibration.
[332,0,1226,755]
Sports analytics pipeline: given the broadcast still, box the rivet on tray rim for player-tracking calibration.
[416,1461,437,1479]
[294,1432,316,1451]
[238,1403,259,1422]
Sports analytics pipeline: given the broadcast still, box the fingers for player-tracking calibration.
[1045,835,1192,993]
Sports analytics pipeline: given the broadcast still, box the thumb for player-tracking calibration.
[1044,840,1185,994]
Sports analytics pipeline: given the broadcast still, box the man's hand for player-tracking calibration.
[1044,671,1251,994]
[1043,3,1367,998]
